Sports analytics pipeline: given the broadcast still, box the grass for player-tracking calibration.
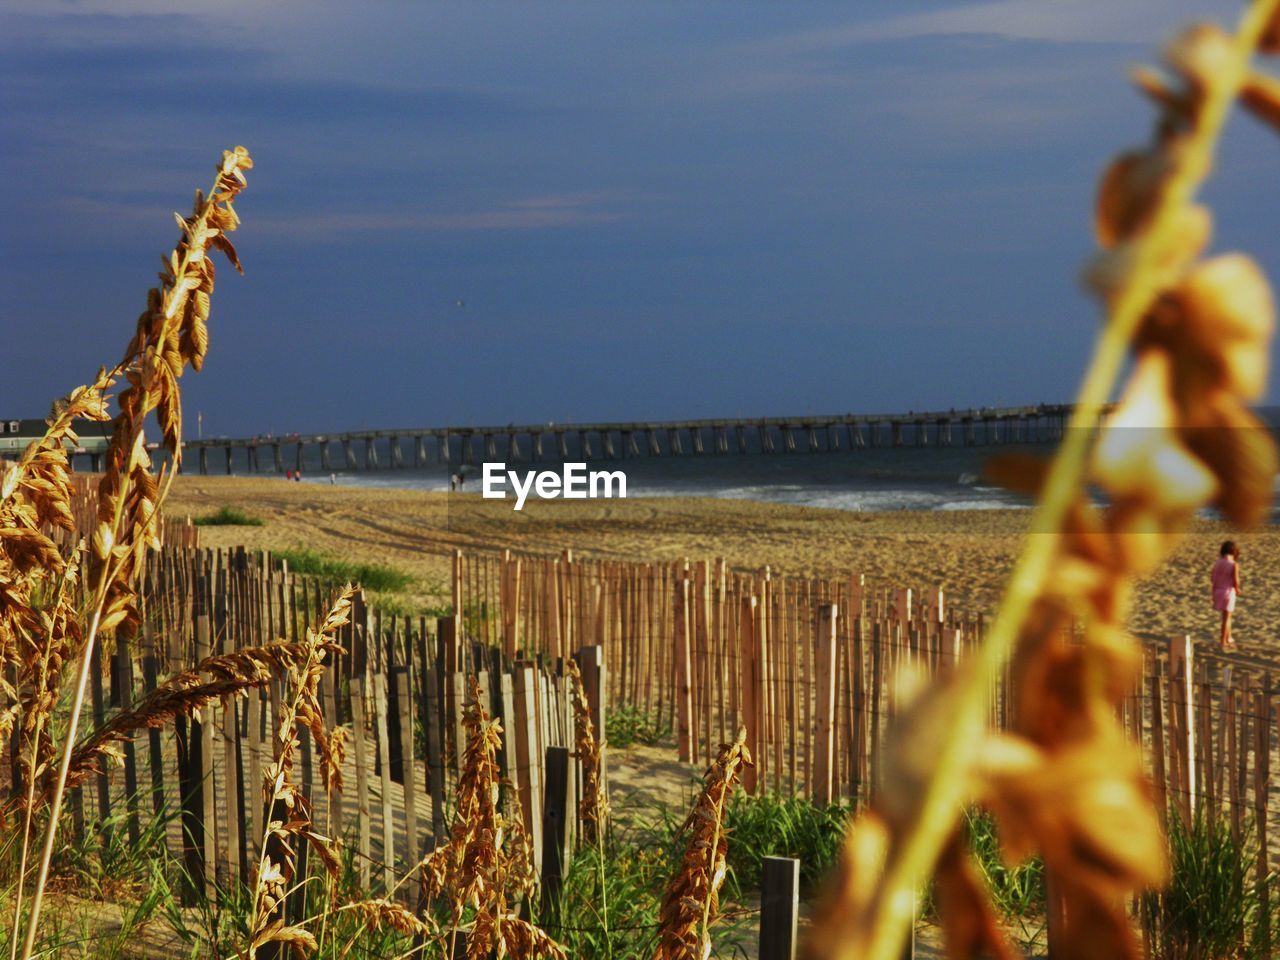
[718,793,850,895]
[604,707,671,749]
[1143,808,1278,960]
[958,808,1045,952]
[960,808,1044,920]
[271,547,414,593]
[544,798,753,959]
[17,784,1263,960]
[1,802,417,959]
[192,505,264,527]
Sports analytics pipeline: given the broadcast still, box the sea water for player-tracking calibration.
[293,443,1035,513]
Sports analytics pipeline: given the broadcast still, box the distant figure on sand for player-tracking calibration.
[1212,541,1243,650]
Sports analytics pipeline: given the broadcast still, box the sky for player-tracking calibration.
[3,0,1279,437]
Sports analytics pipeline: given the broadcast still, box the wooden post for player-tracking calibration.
[246,688,265,871]
[1168,635,1196,819]
[893,587,912,623]
[115,635,140,847]
[89,641,112,840]
[574,644,607,834]
[500,671,520,797]
[740,595,760,795]
[541,745,572,916]
[1045,869,1067,957]
[813,604,838,807]
[220,698,242,886]
[439,615,460,766]
[396,666,419,895]
[759,856,800,960]
[195,581,216,895]
[1149,671,1168,831]
[350,679,373,889]
[1256,684,1272,953]
[373,673,396,892]
[574,645,606,743]
[674,569,693,762]
[320,657,344,839]
[513,664,544,872]
[140,632,165,818]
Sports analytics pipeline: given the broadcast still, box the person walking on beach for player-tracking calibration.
[1212,541,1243,650]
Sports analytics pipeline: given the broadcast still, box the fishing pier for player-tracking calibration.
[181,404,1077,475]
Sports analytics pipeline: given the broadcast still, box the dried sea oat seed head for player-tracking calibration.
[1083,204,1208,302]
[1092,350,1217,511]
[803,811,892,960]
[1261,9,1280,53]
[1095,150,1168,246]
[1104,503,1174,576]
[1241,70,1280,131]
[1173,252,1275,399]
[1181,387,1279,526]
[1164,22,1235,94]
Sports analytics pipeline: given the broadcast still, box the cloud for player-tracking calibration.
[60,191,627,239]
[759,0,1239,54]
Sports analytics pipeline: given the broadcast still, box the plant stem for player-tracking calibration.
[859,4,1280,958]
[17,159,231,960]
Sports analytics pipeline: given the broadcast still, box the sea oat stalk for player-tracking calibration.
[244,588,351,960]
[413,677,564,960]
[566,659,607,844]
[653,728,751,960]
[51,639,342,798]
[807,5,1280,959]
[567,659,611,956]
[10,146,252,960]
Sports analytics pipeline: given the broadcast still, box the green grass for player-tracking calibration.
[544,798,753,959]
[605,707,672,749]
[961,808,1044,920]
[1143,808,1277,960]
[21,786,1259,960]
[718,792,850,895]
[272,548,414,593]
[192,505,264,527]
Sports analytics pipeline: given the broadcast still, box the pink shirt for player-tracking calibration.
[1212,556,1237,611]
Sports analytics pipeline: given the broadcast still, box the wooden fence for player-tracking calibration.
[17,545,605,917]
[15,542,1280,952]
[453,548,984,803]
[454,550,1279,850]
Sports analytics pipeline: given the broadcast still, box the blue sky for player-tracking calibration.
[3,0,1277,436]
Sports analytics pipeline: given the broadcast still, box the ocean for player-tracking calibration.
[292,442,1039,513]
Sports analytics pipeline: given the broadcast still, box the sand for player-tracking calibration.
[167,475,1280,664]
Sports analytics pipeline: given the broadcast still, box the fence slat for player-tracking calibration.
[759,856,799,960]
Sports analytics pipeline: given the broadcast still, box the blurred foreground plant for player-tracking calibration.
[807,5,1280,960]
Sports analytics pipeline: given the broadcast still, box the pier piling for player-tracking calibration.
[178,403,1080,475]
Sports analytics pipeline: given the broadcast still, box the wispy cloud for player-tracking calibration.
[60,191,627,238]
[757,0,1237,55]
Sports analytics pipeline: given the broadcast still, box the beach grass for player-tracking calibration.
[193,505,265,527]
[1143,808,1277,960]
[605,706,672,749]
[272,547,415,593]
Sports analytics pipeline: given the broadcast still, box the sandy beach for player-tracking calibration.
[167,476,1280,662]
